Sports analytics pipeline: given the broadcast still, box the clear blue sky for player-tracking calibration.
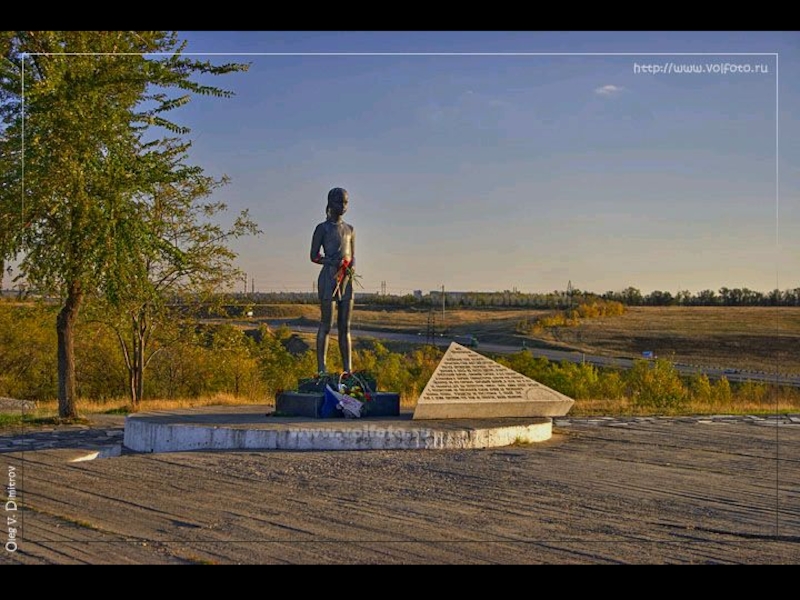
[139,32,800,296]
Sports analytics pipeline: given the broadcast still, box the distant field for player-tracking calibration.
[353,306,535,337]
[192,303,800,375]
[564,306,800,374]
[245,303,545,338]
[312,304,800,375]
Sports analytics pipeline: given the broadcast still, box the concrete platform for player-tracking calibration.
[123,404,553,453]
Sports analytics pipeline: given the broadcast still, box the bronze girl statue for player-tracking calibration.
[310,187,355,374]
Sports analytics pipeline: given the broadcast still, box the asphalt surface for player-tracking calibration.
[1,411,798,456]
[2,411,798,565]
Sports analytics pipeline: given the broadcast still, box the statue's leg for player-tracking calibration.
[337,296,354,373]
[317,300,333,373]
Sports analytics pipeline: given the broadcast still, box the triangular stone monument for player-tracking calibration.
[412,342,575,420]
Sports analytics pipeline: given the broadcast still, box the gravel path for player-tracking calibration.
[1,412,798,455]
[1,412,798,564]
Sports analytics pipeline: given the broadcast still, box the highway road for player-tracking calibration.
[272,320,800,388]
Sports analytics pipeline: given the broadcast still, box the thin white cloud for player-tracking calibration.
[595,84,624,96]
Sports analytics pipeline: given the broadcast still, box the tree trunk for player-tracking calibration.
[129,313,140,406]
[127,308,149,407]
[135,313,146,405]
[56,281,83,419]
[131,328,143,406]
[128,366,138,407]
[129,363,144,407]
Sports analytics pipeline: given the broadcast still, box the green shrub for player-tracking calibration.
[626,359,688,411]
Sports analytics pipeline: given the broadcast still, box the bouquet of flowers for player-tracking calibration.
[317,371,376,419]
[338,371,372,401]
[323,385,362,418]
[332,259,363,298]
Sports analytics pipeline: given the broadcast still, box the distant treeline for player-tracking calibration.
[202,285,800,311]
[5,285,800,315]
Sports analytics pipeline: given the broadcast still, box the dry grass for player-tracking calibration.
[258,304,320,319]
[353,306,547,332]
[232,304,800,374]
[344,305,800,375]
[12,391,797,424]
[562,306,800,374]
[568,396,800,418]
[25,393,269,420]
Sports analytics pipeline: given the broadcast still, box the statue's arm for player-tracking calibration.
[311,223,341,266]
[310,224,326,264]
[349,226,356,270]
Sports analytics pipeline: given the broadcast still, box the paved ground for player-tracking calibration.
[1,411,798,564]
[1,412,798,455]
[0,414,127,459]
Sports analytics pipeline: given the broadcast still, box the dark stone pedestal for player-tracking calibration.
[276,391,401,418]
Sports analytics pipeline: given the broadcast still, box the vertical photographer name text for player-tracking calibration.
[5,465,17,553]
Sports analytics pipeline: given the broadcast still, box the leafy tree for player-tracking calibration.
[148,330,215,399]
[626,358,687,411]
[0,32,250,418]
[86,159,259,407]
[736,380,768,404]
[711,376,732,406]
[497,351,551,383]
[75,319,129,400]
[688,372,713,404]
[207,324,259,398]
[597,370,625,401]
[621,287,643,306]
[257,325,307,398]
[645,290,674,306]
[0,303,58,400]
[696,289,718,305]
[546,361,599,399]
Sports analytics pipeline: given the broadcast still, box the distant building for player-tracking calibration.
[429,290,467,305]
[354,291,379,301]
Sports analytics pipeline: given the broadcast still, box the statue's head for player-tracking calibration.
[327,187,348,218]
